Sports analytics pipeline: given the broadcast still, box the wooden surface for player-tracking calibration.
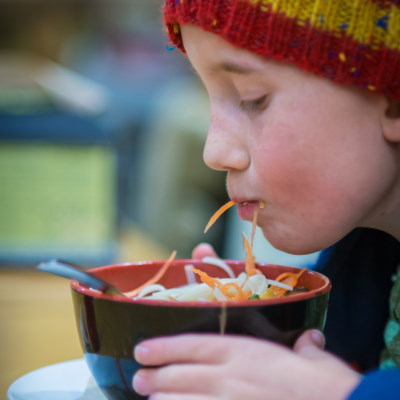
[0,269,82,398]
[0,226,169,399]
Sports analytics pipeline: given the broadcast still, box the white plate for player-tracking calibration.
[7,359,107,400]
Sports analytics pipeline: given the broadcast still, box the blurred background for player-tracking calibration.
[0,0,319,397]
[0,0,228,267]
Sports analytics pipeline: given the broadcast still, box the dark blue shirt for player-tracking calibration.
[315,228,400,398]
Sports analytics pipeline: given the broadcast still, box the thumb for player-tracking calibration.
[192,243,218,259]
[293,329,326,359]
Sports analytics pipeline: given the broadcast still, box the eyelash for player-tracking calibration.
[239,95,269,112]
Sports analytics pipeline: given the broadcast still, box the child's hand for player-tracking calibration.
[132,331,361,400]
[191,242,218,259]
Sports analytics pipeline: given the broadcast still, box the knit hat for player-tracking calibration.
[164,0,400,102]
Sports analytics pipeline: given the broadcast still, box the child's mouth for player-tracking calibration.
[237,200,264,220]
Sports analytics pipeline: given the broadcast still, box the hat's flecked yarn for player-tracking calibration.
[164,0,400,101]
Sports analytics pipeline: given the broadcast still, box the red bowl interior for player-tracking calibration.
[71,259,331,307]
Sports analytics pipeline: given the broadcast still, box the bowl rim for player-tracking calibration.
[70,259,331,308]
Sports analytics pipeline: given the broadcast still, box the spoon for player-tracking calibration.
[37,259,128,297]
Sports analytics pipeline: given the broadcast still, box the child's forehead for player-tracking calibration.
[181,25,281,74]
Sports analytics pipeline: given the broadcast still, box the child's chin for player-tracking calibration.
[262,228,325,256]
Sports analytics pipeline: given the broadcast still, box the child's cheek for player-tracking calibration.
[255,122,318,193]
[254,121,344,225]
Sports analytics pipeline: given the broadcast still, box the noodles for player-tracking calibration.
[127,201,307,302]
[135,284,166,298]
[142,282,215,301]
[124,250,177,297]
[184,264,197,285]
[202,257,236,278]
[135,266,303,301]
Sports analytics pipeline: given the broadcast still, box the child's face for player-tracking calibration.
[181,25,399,254]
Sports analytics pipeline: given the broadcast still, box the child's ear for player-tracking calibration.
[382,98,400,143]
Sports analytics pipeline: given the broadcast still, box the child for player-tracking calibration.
[132,1,400,398]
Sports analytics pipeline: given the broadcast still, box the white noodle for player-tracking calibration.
[136,284,166,298]
[243,274,269,296]
[202,257,236,278]
[213,287,227,301]
[184,264,197,285]
[268,280,293,291]
[236,272,248,287]
[148,283,214,301]
[135,257,295,301]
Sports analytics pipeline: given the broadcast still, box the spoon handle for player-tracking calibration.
[37,259,122,295]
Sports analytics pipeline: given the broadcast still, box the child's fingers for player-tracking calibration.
[191,243,218,259]
[132,364,217,396]
[293,329,326,358]
[134,334,228,366]
[146,394,211,400]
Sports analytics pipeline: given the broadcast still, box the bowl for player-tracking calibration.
[71,259,331,400]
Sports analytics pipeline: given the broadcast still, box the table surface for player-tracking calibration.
[0,226,169,399]
[0,268,83,399]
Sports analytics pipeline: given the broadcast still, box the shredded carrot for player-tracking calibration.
[276,269,306,284]
[271,268,307,297]
[223,282,251,300]
[250,208,257,249]
[204,200,237,233]
[124,250,177,297]
[242,233,260,276]
[239,211,261,289]
[189,267,225,291]
[190,267,251,301]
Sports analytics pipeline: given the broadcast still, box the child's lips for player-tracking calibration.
[236,200,264,220]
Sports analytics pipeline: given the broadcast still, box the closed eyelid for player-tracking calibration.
[212,61,258,75]
[240,94,269,111]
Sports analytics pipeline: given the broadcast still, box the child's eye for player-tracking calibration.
[239,95,269,112]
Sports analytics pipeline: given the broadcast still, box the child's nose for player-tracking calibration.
[203,113,250,172]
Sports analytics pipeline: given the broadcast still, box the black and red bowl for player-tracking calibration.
[71,259,331,400]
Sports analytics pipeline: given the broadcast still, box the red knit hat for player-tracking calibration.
[164,0,400,102]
